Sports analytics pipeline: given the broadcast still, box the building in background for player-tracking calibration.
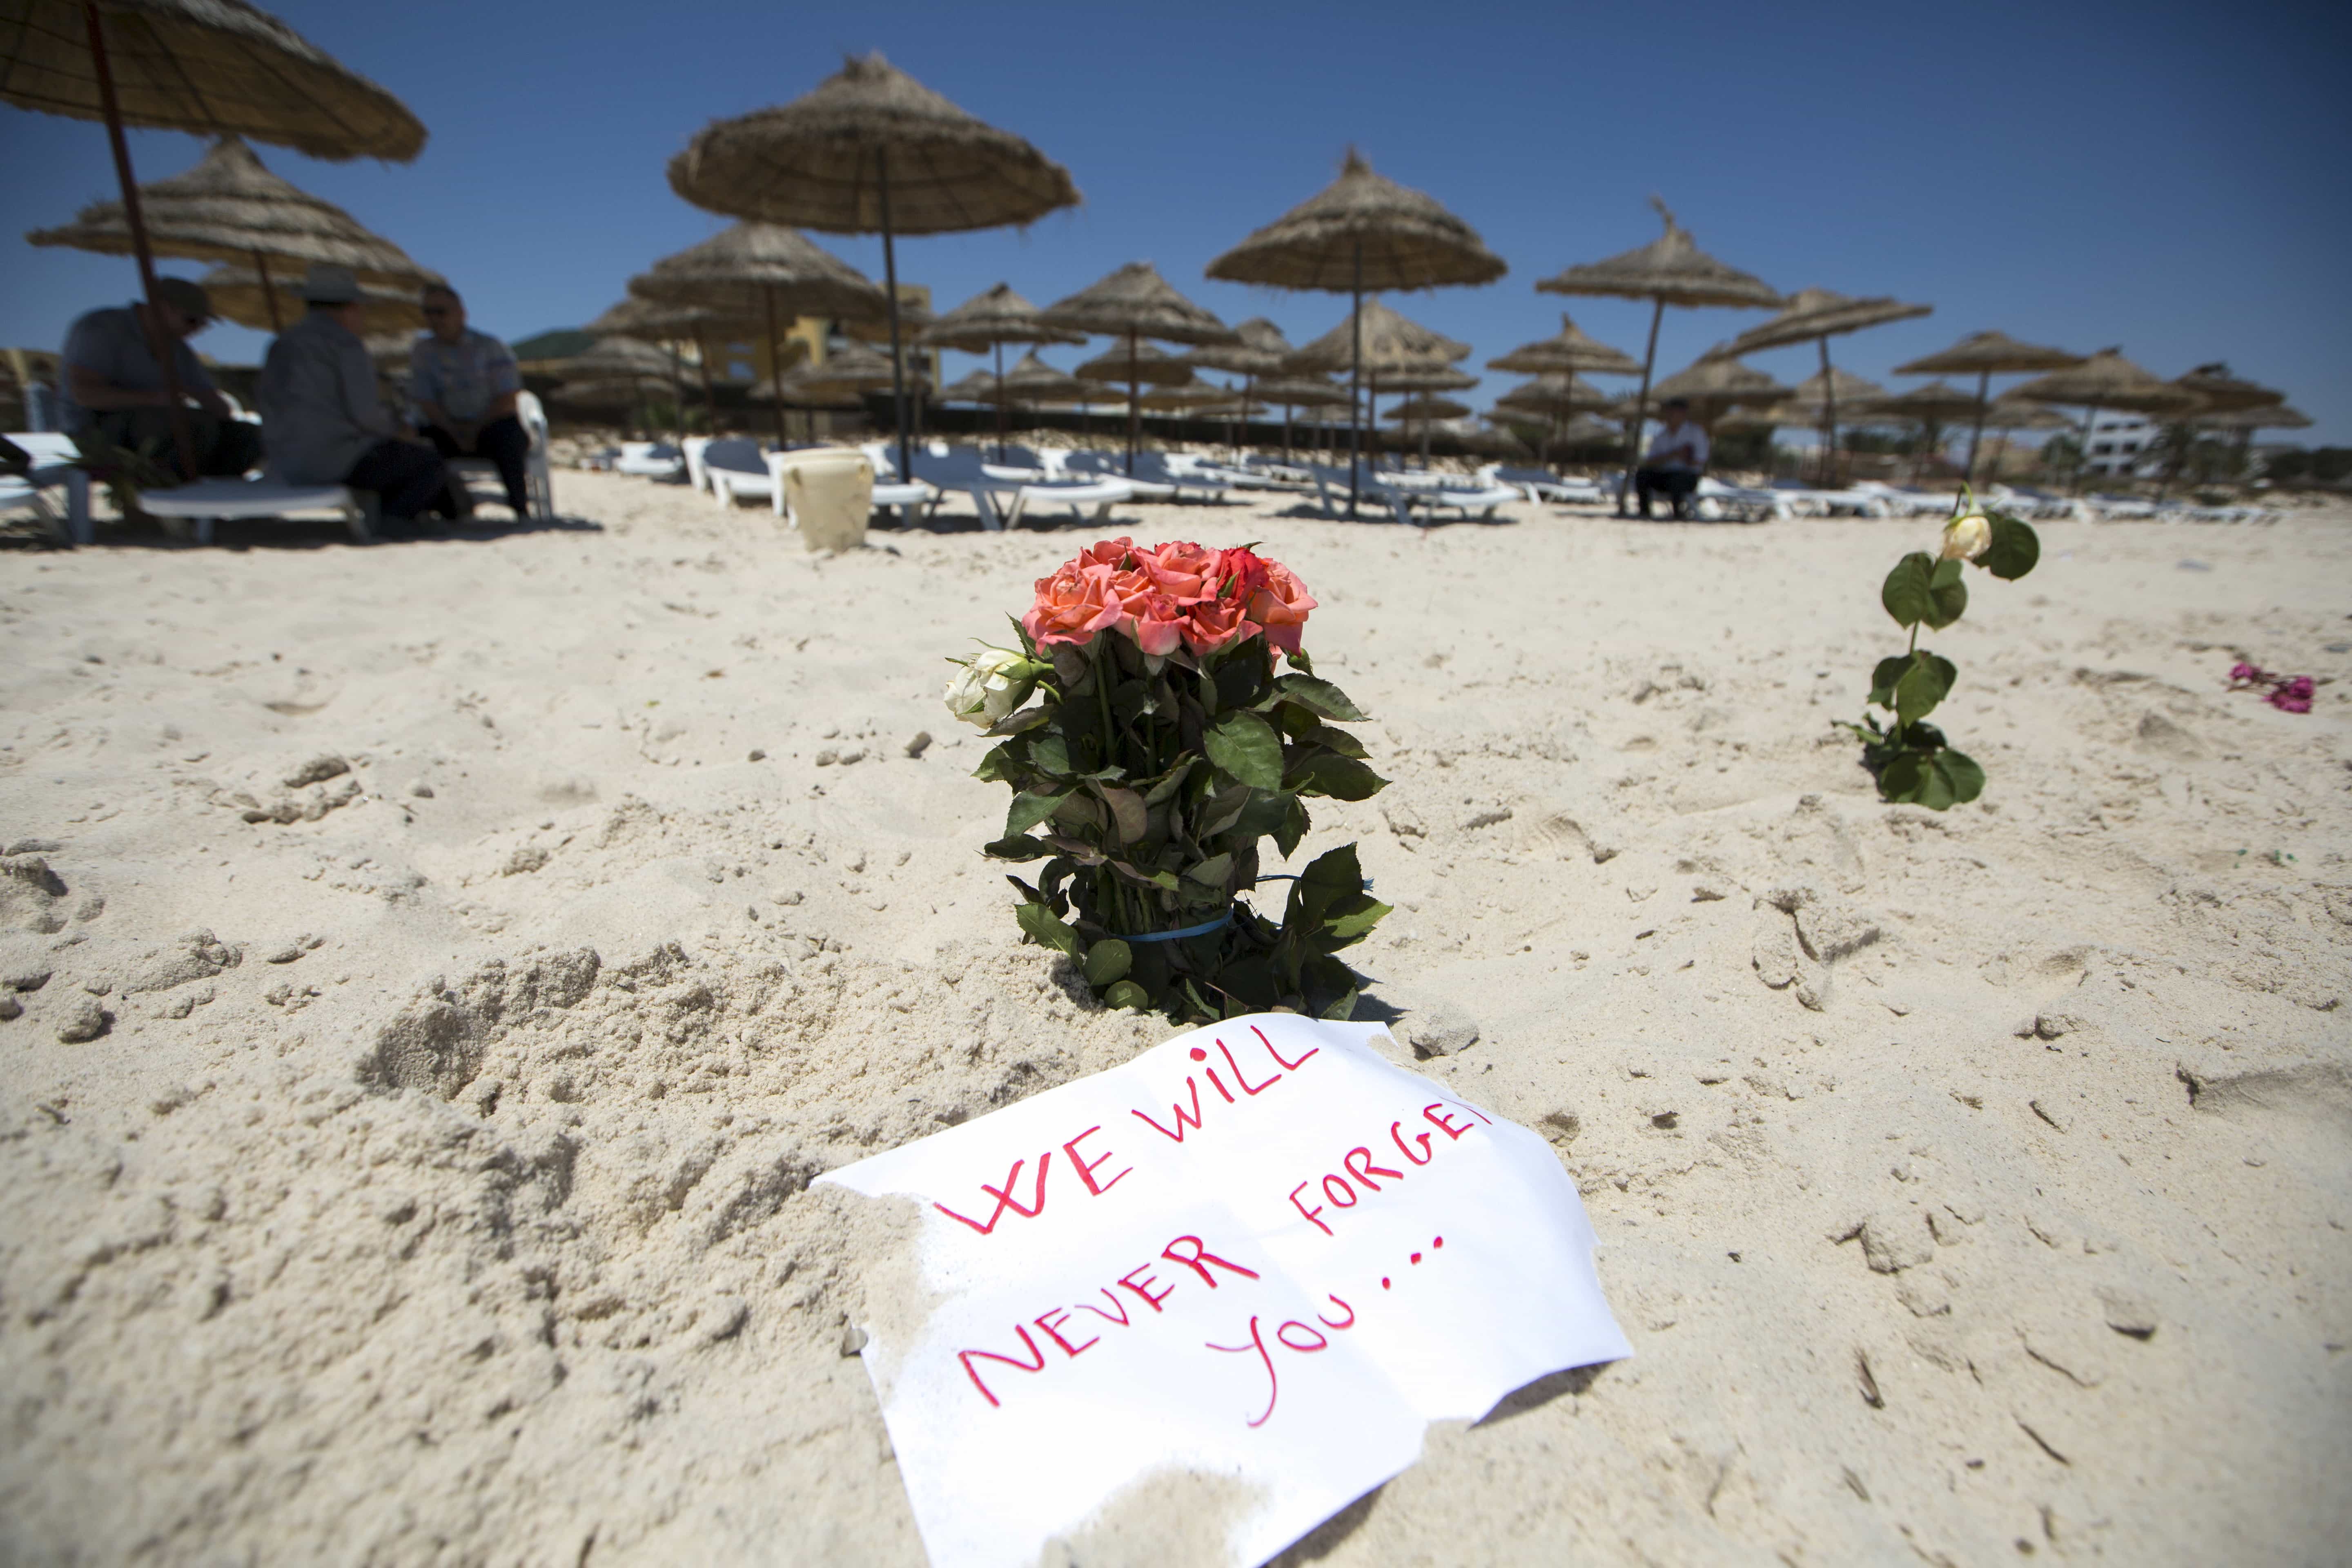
[2083,412,2159,478]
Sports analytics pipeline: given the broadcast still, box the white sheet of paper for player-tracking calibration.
[818,1012,1630,1568]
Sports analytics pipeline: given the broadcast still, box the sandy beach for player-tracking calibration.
[2,478,2347,1565]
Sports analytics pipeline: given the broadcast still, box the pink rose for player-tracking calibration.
[1076,537,1140,571]
[1120,588,1190,657]
[1214,547,1271,606]
[1182,592,1259,655]
[1147,540,1219,601]
[1246,559,1316,655]
[1022,562,1126,647]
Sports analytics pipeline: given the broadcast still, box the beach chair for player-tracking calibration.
[1846,480,1952,517]
[706,437,779,507]
[614,441,684,479]
[1129,452,1231,502]
[1061,449,1176,501]
[1490,465,1606,505]
[907,446,1131,530]
[443,390,555,519]
[1688,477,1786,523]
[682,435,714,493]
[136,474,375,544]
[1763,479,1890,517]
[2,432,92,545]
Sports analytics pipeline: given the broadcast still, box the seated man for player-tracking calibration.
[1633,396,1708,521]
[257,264,450,524]
[408,284,531,517]
[59,276,262,477]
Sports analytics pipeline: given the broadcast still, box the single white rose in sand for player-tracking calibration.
[1940,514,1992,562]
[944,646,1036,727]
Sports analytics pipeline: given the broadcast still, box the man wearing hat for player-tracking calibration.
[1634,396,1708,521]
[58,276,262,477]
[258,264,450,525]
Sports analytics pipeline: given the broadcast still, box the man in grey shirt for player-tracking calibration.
[258,265,450,523]
[59,276,262,477]
[410,284,531,517]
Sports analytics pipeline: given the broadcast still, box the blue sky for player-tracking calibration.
[9,0,2348,443]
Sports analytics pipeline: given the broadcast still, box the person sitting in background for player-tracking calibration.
[58,276,261,477]
[1634,396,1708,521]
[408,284,530,517]
[257,264,449,525]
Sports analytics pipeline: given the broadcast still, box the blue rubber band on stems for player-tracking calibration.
[1121,908,1235,945]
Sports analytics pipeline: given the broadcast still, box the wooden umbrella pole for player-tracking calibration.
[85,1,196,482]
[761,287,786,446]
[252,250,284,334]
[875,148,913,486]
[1962,368,1991,483]
[1348,241,1363,519]
[1617,297,1664,515]
[666,339,687,443]
[1125,329,1140,476]
[1817,336,1840,487]
[993,340,1008,461]
[695,334,717,433]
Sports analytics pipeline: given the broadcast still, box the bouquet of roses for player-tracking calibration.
[944,538,1389,1023]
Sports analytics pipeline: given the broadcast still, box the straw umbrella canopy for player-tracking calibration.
[1645,348,1789,428]
[552,336,691,438]
[198,261,422,337]
[629,222,888,445]
[1537,198,1780,512]
[666,51,1079,486]
[1487,313,1640,377]
[26,134,434,332]
[1180,317,1291,440]
[1207,149,1505,514]
[1774,365,1884,471]
[2194,403,2308,434]
[587,294,754,434]
[1041,261,1238,472]
[2,0,426,477]
[1251,373,1351,459]
[1893,330,2087,482]
[1284,298,1471,458]
[1853,381,1984,477]
[2169,363,2283,414]
[998,350,1094,403]
[917,283,1082,457]
[1385,394,1471,422]
[2005,349,2202,490]
[756,343,912,403]
[1724,287,1931,482]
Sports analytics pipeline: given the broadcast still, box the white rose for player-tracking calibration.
[943,646,1035,727]
[1940,514,1992,562]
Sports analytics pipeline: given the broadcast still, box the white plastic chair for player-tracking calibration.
[442,390,555,518]
[4,432,92,543]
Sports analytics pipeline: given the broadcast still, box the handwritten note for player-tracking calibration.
[818,1013,1630,1568]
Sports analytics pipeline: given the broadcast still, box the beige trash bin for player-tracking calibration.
[777,449,873,552]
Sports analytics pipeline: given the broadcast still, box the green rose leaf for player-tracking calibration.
[1893,652,1957,725]
[1273,673,1368,723]
[1924,557,1969,629]
[1980,513,2040,580]
[1014,901,1082,956]
[1096,785,1148,844]
[1102,979,1152,1011]
[1881,552,1936,628]
[1289,752,1385,802]
[1299,722,1368,760]
[1204,710,1286,791]
[1877,749,1929,805]
[1083,939,1133,987]
[1273,797,1308,860]
[1938,748,1987,804]
[1869,655,1911,710]
[982,835,1054,861]
[986,705,1054,737]
[1028,732,1073,777]
[1185,851,1235,886]
[1004,790,1068,837]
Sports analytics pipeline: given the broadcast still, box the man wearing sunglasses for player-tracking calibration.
[408,283,530,518]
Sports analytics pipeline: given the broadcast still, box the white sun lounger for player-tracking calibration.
[136,475,375,544]
[443,389,555,519]
[4,432,92,544]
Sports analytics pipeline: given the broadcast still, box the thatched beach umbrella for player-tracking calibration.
[1893,330,2086,482]
[1495,370,1615,466]
[198,261,422,338]
[1284,299,1472,461]
[1855,380,1984,477]
[1644,348,1789,428]
[2,0,425,476]
[1775,365,1884,475]
[557,337,691,438]
[1488,313,1640,377]
[918,283,1081,459]
[587,294,755,435]
[1253,373,1350,459]
[1207,149,1504,514]
[1537,198,1780,512]
[757,342,909,403]
[2005,348,2202,490]
[27,134,433,332]
[1386,393,1472,464]
[630,222,887,445]
[1181,317,1290,449]
[1725,287,1931,482]
[1042,261,1237,473]
[667,52,1078,487]
[2169,363,2283,414]
[2194,402,2308,434]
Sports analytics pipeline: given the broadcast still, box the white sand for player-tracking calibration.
[2,475,2346,1565]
